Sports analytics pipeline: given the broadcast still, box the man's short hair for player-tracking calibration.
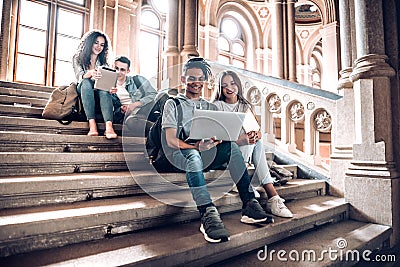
[182,57,212,80]
[115,55,131,69]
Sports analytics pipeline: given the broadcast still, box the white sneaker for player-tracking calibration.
[266,195,293,218]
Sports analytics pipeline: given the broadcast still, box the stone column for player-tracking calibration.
[180,0,199,59]
[320,22,340,92]
[287,0,297,82]
[165,0,181,89]
[346,0,398,246]
[272,0,284,79]
[330,0,355,196]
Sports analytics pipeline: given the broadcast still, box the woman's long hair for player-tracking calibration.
[74,30,111,69]
[214,70,251,108]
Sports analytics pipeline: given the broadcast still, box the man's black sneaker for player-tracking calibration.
[200,206,230,243]
[241,198,274,224]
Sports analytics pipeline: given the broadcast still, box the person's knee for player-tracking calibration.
[79,78,93,90]
[184,150,203,171]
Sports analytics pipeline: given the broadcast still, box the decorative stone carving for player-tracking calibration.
[307,102,315,110]
[289,101,305,122]
[314,109,332,132]
[267,94,281,113]
[283,94,290,102]
[247,86,261,105]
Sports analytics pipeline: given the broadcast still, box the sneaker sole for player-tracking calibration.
[240,215,274,224]
[200,224,230,243]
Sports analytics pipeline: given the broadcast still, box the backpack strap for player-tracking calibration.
[132,75,145,97]
[172,97,187,141]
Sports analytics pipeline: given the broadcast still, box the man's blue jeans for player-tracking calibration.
[172,141,255,214]
[77,78,113,122]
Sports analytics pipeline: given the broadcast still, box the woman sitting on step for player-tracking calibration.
[72,30,117,139]
[212,70,293,218]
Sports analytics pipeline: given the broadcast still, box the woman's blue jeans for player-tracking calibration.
[77,78,113,122]
[172,141,255,214]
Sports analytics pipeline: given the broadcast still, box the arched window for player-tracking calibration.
[139,0,167,89]
[13,0,87,86]
[218,17,246,69]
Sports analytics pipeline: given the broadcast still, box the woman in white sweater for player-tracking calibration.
[213,70,293,218]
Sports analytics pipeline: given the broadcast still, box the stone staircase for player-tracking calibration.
[0,81,393,266]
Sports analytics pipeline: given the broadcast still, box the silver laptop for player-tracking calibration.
[186,109,246,142]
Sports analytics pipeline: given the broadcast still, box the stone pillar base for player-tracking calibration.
[345,162,400,246]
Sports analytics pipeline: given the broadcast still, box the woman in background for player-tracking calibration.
[72,30,117,139]
[213,70,293,218]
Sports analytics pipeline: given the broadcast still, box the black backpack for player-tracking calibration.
[145,97,185,172]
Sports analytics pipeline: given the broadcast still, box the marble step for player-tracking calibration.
[0,167,325,208]
[0,86,51,99]
[0,131,145,152]
[0,104,43,118]
[0,196,349,263]
[0,81,54,93]
[0,116,125,135]
[0,151,147,176]
[214,220,392,267]
[0,95,48,107]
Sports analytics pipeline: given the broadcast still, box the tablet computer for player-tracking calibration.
[94,66,118,91]
[186,109,246,142]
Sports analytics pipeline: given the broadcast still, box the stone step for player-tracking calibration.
[0,86,51,99]
[0,196,349,264]
[0,166,325,208]
[0,104,43,118]
[0,116,124,135]
[0,151,146,176]
[214,220,392,267]
[0,131,145,152]
[0,81,54,93]
[0,95,48,107]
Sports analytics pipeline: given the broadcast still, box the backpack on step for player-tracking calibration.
[145,97,185,172]
[42,82,86,124]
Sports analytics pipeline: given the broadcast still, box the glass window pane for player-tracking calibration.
[218,37,229,51]
[139,31,159,84]
[17,27,47,56]
[54,60,76,86]
[152,0,168,14]
[232,59,245,69]
[221,18,238,39]
[15,54,45,84]
[57,9,83,37]
[65,0,85,5]
[19,0,48,30]
[218,55,230,65]
[141,10,160,29]
[55,35,80,61]
[232,42,244,56]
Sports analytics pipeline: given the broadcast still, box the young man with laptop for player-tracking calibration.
[161,57,273,243]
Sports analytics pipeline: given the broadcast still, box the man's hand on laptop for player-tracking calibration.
[196,136,222,152]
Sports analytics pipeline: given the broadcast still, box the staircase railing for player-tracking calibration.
[209,62,342,176]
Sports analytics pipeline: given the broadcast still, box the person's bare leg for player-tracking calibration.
[263,183,278,198]
[105,121,117,139]
[87,119,98,136]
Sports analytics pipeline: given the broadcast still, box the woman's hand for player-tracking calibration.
[247,131,261,144]
[90,69,102,80]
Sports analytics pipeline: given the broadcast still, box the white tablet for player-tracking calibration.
[186,109,246,142]
[94,66,118,91]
